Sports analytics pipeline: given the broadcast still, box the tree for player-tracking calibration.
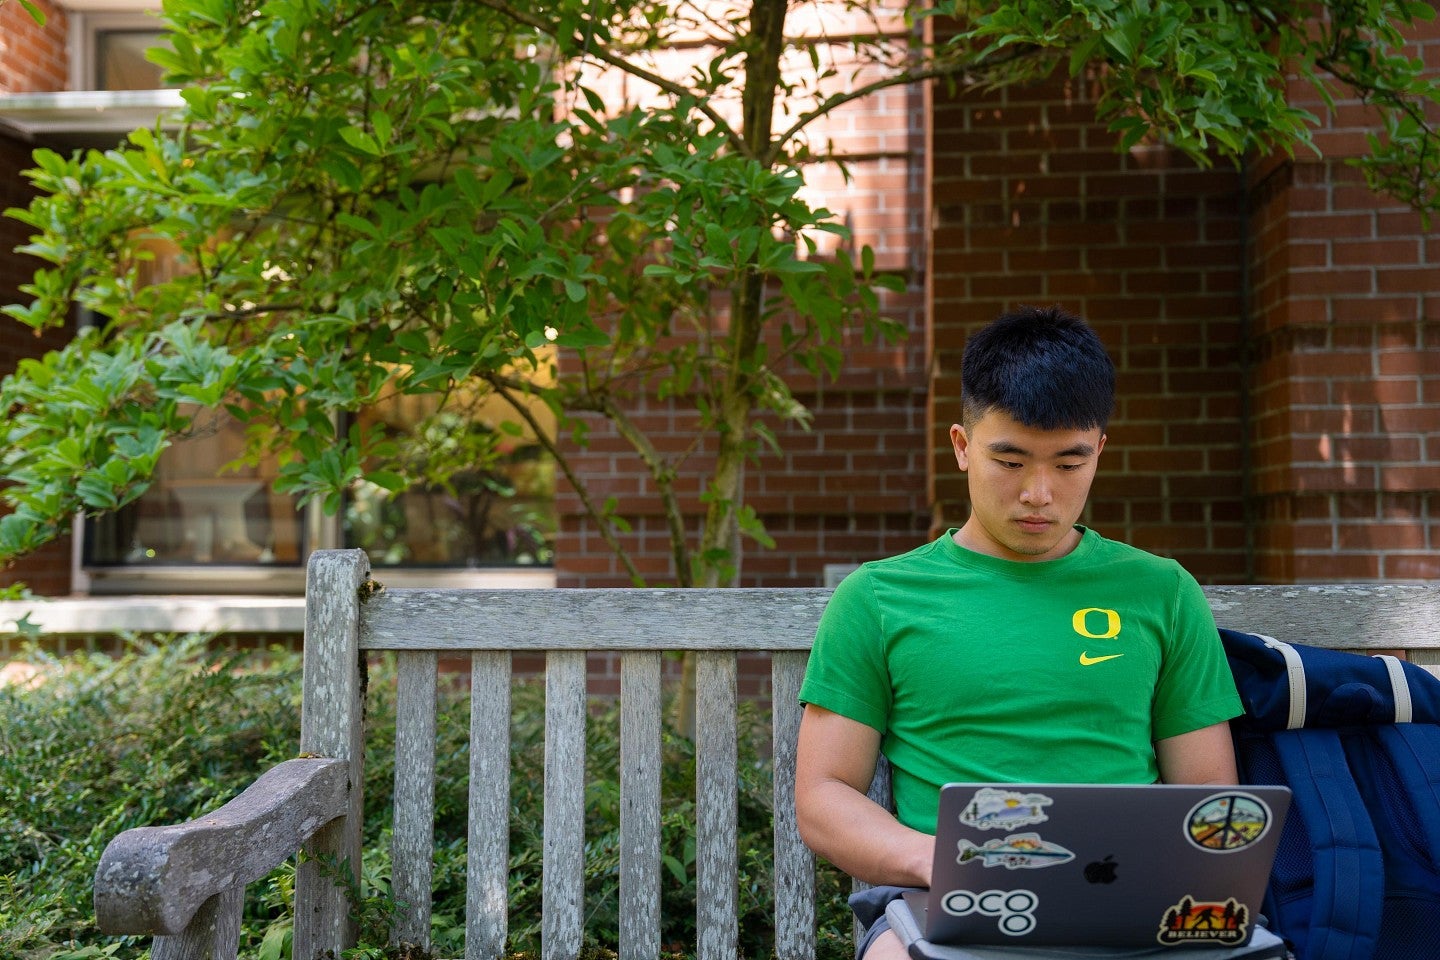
[3,0,1438,591]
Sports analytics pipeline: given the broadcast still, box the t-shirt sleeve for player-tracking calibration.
[1151,566,1243,742]
[798,566,891,733]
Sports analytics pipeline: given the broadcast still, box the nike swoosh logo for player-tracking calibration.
[1079,652,1124,666]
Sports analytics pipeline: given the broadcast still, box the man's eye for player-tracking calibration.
[1058,462,1084,471]
[997,459,1022,469]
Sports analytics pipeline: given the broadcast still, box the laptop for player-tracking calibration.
[893,783,1291,953]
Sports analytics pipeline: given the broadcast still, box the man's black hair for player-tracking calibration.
[960,305,1115,431]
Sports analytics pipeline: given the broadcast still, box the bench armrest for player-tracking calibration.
[94,757,349,935]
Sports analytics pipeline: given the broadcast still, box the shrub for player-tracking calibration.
[0,640,853,959]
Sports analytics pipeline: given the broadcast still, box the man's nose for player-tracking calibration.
[1020,472,1053,506]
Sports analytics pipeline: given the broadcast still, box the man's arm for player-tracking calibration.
[794,703,934,887]
[1155,721,1238,784]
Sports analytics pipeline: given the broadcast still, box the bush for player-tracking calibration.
[0,640,854,959]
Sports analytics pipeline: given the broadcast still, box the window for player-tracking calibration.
[94,28,168,91]
[84,407,309,568]
[68,9,169,92]
[62,4,556,591]
[344,389,556,568]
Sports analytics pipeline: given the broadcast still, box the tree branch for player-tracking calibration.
[470,0,748,156]
[493,370,696,584]
[768,47,1042,165]
[483,373,647,586]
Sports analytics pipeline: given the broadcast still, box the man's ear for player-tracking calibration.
[1097,433,1107,457]
[950,423,970,472]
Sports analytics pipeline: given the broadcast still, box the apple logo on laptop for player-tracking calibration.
[1084,855,1118,884]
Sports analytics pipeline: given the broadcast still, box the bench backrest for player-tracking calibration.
[296,549,1440,960]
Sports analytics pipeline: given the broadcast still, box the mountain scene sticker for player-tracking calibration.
[958,788,1055,831]
[1185,792,1272,852]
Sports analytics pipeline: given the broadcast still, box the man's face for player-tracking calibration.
[950,407,1106,563]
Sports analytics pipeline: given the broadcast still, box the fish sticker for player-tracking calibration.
[957,832,1075,870]
[958,788,1055,831]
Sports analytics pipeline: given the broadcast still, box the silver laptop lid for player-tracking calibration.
[922,783,1292,948]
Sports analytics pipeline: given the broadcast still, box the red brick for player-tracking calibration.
[1385,555,1440,580]
[1292,554,1380,580]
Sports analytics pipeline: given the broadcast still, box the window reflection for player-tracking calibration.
[344,390,556,568]
[95,30,169,91]
[86,409,306,566]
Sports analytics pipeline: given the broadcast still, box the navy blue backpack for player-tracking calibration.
[1221,628,1440,960]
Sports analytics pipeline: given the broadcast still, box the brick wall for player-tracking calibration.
[926,70,1251,583]
[0,0,69,93]
[1,2,75,595]
[1247,16,1440,583]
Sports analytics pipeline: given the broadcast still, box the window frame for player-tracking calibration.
[67,6,168,92]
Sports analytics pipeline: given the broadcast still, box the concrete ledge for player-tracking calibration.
[0,596,305,637]
[0,569,556,637]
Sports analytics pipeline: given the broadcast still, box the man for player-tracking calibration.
[793,306,1243,960]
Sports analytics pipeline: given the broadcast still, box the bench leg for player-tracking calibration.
[151,886,243,960]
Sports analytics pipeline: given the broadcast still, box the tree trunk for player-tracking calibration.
[677,0,789,735]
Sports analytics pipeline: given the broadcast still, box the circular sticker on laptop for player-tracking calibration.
[1185,792,1273,852]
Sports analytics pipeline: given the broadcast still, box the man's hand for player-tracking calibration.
[794,703,934,887]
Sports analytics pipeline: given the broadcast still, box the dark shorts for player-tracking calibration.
[849,885,921,960]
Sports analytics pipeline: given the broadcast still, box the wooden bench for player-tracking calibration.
[93,549,1440,960]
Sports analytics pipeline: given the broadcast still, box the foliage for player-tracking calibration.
[1,0,1438,586]
[0,636,302,958]
[949,0,1440,209]
[0,639,853,959]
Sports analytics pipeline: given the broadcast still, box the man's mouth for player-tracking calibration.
[1016,517,1053,533]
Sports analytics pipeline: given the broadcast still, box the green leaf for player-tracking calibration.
[364,470,406,492]
[17,0,45,25]
[339,126,382,156]
[336,213,381,238]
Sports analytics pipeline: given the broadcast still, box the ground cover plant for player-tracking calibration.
[0,638,853,959]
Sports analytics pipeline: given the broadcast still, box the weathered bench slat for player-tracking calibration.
[772,651,816,960]
[620,651,663,960]
[295,551,368,959]
[1204,583,1440,647]
[544,650,588,960]
[151,887,243,960]
[358,583,1440,652]
[696,651,739,960]
[468,650,512,960]
[392,649,438,950]
[362,588,831,650]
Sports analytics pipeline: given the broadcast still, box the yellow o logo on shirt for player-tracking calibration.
[1073,607,1122,639]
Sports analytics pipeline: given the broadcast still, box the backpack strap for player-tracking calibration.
[1270,730,1384,960]
[1374,654,1413,723]
[1256,634,1307,730]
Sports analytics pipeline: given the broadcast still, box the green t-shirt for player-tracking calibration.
[799,527,1242,833]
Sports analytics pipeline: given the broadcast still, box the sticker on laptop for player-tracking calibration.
[940,888,1038,936]
[1184,792,1273,852]
[958,788,1054,831]
[957,832,1075,870]
[1156,896,1250,945]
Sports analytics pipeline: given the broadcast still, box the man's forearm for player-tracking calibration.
[797,777,934,888]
